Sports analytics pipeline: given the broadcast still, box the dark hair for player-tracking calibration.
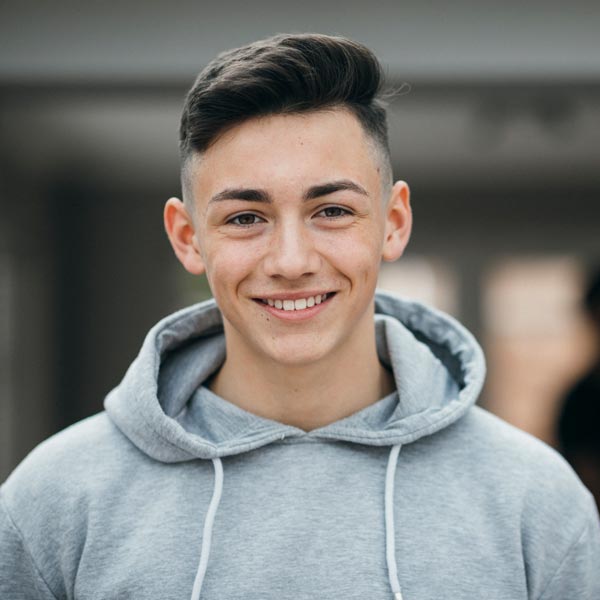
[179,33,392,201]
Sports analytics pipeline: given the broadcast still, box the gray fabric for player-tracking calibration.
[1,290,599,599]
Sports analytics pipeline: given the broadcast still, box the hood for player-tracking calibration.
[104,290,485,463]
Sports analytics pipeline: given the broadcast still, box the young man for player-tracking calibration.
[1,34,599,600]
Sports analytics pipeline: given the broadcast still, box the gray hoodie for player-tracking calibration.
[1,291,599,599]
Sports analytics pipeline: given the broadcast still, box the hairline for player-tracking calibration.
[180,107,393,214]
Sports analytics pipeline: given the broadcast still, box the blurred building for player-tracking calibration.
[1,0,599,480]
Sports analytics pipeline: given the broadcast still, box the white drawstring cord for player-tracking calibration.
[385,444,404,600]
[190,447,403,599]
[190,457,224,600]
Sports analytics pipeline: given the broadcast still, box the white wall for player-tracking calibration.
[1,0,599,81]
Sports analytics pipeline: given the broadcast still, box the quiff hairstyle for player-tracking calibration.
[179,33,393,205]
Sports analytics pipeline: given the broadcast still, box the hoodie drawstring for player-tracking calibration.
[190,457,224,600]
[191,446,403,600]
[385,444,404,600]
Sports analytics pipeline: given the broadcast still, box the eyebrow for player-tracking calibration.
[304,179,369,200]
[209,188,270,204]
[208,179,369,204]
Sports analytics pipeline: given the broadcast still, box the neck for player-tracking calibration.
[208,323,395,431]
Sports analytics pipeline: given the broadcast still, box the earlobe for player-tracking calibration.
[163,197,206,275]
[382,180,412,262]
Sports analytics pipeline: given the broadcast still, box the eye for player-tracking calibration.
[227,213,265,226]
[315,205,352,219]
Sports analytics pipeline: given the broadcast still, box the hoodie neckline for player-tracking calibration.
[175,383,401,446]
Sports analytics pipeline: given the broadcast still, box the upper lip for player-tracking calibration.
[252,290,335,301]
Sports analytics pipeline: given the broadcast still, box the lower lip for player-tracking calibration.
[253,294,335,321]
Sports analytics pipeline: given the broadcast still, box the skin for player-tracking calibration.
[164,108,412,431]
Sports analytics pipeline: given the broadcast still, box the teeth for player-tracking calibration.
[262,293,330,311]
[294,298,307,310]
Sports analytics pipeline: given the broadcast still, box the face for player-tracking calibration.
[165,109,411,368]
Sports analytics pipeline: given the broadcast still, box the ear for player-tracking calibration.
[382,180,412,262]
[163,197,206,275]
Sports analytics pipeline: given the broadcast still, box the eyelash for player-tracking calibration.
[226,205,352,227]
[315,206,352,219]
[227,213,265,227]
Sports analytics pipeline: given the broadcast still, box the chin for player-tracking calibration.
[261,338,336,368]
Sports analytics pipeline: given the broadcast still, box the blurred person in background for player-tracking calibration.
[1,34,599,600]
[558,268,600,509]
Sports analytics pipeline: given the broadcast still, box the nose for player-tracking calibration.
[262,218,321,280]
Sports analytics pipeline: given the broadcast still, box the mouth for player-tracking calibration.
[253,292,336,312]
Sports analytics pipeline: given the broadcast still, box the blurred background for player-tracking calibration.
[1,1,599,483]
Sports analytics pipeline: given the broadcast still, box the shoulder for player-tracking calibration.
[445,406,599,591]
[452,406,592,503]
[5,411,134,479]
[452,404,576,464]
[1,412,162,590]
[422,405,597,541]
[419,406,600,596]
[2,412,144,531]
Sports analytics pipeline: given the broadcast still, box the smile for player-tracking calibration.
[257,293,333,311]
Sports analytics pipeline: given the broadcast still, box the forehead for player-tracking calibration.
[189,109,382,204]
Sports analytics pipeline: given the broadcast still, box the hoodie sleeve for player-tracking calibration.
[0,493,59,600]
[537,506,600,600]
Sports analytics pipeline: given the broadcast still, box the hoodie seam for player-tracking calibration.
[0,492,60,600]
[133,391,468,456]
[535,520,591,600]
[317,403,468,442]
[128,411,296,458]
[206,429,294,455]
[127,406,203,457]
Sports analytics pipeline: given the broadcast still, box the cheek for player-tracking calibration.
[321,229,383,276]
[202,240,262,292]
